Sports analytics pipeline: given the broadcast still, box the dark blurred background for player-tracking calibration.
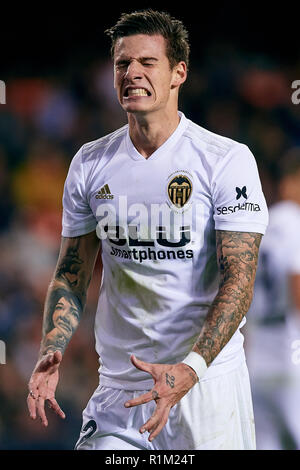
[0,2,300,449]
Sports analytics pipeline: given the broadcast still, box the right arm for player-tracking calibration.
[39,231,101,358]
[27,230,101,425]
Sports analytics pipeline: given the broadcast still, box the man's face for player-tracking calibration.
[113,34,184,114]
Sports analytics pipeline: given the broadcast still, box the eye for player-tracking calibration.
[115,61,129,70]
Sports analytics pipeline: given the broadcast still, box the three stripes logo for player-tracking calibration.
[95,184,114,199]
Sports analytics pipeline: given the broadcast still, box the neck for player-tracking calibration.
[128,108,180,158]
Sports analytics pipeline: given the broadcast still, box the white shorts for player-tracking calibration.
[75,359,255,450]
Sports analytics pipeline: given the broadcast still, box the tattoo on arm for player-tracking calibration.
[188,371,198,385]
[39,236,97,358]
[194,230,262,367]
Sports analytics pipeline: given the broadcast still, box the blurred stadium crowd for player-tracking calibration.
[0,38,300,449]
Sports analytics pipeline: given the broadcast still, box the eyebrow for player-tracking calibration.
[115,56,159,64]
[140,57,158,61]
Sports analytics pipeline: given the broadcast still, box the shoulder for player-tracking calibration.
[66,125,128,184]
[182,116,256,180]
[183,117,244,160]
[79,124,128,163]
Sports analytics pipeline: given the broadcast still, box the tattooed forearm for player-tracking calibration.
[181,365,198,386]
[193,230,262,367]
[39,233,100,358]
[56,240,83,287]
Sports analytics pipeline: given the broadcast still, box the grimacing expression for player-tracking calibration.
[113,34,186,114]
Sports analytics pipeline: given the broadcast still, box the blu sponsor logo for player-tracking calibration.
[95,196,205,263]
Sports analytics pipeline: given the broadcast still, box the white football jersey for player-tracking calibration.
[62,112,268,389]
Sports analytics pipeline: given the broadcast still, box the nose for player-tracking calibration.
[125,60,143,80]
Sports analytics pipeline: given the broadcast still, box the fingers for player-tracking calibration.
[28,380,38,400]
[140,403,171,442]
[27,393,66,424]
[36,396,48,427]
[27,351,64,426]
[130,354,153,375]
[47,397,65,419]
[124,386,171,442]
[27,392,48,427]
[124,390,154,408]
[27,394,37,420]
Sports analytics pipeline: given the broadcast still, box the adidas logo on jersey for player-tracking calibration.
[95,184,114,200]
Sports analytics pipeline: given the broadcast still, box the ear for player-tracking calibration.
[171,61,187,89]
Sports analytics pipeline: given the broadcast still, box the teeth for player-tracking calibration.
[127,88,148,96]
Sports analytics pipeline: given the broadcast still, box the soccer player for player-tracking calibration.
[246,149,300,450]
[27,9,268,450]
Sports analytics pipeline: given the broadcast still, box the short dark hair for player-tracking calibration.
[105,9,190,70]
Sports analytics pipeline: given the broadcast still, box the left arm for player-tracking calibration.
[124,230,262,441]
[193,230,262,366]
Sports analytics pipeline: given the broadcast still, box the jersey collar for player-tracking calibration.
[125,111,189,162]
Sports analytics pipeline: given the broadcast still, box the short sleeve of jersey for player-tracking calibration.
[212,143,268,234]
[61,146,97,237]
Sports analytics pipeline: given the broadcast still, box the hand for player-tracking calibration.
[124,354,198,442]
[27,350,65,426]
